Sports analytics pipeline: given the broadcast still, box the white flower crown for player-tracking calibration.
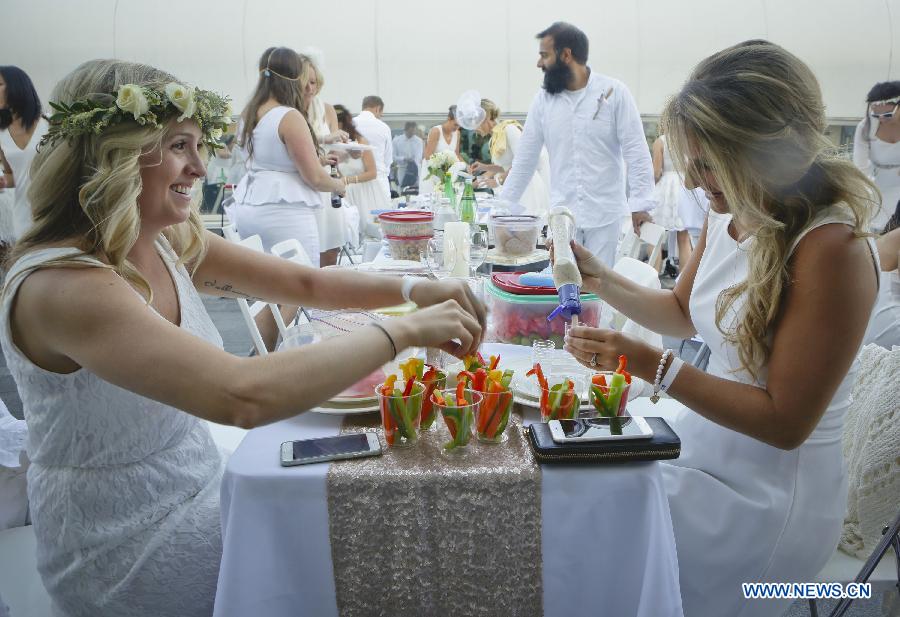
[42,82,233,151]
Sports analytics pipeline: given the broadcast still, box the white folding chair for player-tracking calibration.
[616,222,668,271]
[270,238,313,267]
[221,222,240,242]
[233,234,272,356]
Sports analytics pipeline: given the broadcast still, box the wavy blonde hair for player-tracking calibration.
[480,98,500,122]
[6,59,207,303]
[662,40,877,378]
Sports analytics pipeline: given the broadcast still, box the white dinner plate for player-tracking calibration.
[311,400,380,415]
[325,142,374,151]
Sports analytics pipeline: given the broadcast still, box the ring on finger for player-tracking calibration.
[589,353,598,368]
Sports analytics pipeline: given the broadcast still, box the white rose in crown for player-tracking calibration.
[165,83,197,121]
[115,84,150,120]
[209,127,223,141]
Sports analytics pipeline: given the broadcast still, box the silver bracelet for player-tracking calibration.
[400,275,421,303]
[650,349,674,404]
[370,323,397,359]
[660,357,685,393]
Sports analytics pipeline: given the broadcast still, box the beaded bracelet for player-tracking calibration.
[650,349,674,404]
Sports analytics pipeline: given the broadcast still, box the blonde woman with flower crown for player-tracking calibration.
[0,59,486,616]
[559,41,879,617]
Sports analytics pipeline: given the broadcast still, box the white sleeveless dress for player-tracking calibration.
[652,134,708,231]
[419,125,460,195]
[310,97,350,253]
[0,119,48,241]
[0,239,225,616]
[660,206,877,617]
[338,152,389,240]
[232,106,322,265]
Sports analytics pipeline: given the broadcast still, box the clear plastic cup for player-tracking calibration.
[475,386,514,444]
[538,375,585,423]
[375,380,424,448]
[432,388,482,452]
[586,372,631,418]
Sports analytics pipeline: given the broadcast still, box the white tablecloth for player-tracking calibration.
[214,343,683,617]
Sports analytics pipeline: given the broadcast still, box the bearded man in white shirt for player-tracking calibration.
[354,95,393,200]
[501,21,655,267]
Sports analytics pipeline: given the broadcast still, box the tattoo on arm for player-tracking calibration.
[202,279,261,302]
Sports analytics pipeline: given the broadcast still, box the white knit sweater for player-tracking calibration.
[839,344,900,559]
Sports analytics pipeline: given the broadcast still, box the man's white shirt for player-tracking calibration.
[500,70,655,228]
[354,110,393,198]
[392,134,424,168]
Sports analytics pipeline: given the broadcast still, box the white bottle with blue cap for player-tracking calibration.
[546,206,582,323]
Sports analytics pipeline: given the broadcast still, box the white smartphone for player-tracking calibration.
[280,433,382,466]
[548,417,654,443]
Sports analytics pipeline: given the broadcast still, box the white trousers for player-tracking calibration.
[232,203,320,267]
[575,223,619,268]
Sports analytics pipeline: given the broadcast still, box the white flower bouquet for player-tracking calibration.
[425,150,460,183]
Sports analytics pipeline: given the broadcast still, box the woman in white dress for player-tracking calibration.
[651,128,709,270]
[304,58,352,267]
[334,104,389,240]
[469,98,550,217]
[2,58,486,617]
[0,66,48,246]
[865,212,900,348]
[233,47,346,349]
[419,106,461,195]
[562,41,879,617]
[853,81,900,232]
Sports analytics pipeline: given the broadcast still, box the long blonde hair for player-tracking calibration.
[662,40,876,378]
[7,59,207,302]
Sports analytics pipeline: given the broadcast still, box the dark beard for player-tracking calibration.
[0,109,11,130]
[542,61,572,95]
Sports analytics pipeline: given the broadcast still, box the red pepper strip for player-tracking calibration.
[423,366,438,383]
[380,398,395,445]
[457,370,475,387]
[489,354,500,371]
[403,376,415,397]
[456,381,467,406]
[480,380,504,435]
[616,355,628,375]
[623,370,632,384]
[591,373,605,386]
[526,363,549,390]
[473,368,487,393]
[477,380,500,433]
[432,389,446,406]
[477,351,486,367]
[597,374,608,387]
[486,391,512,437]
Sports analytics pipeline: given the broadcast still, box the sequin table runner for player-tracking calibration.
[327,413,542,617]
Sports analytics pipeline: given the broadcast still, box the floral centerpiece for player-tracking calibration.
[425,150,465,184]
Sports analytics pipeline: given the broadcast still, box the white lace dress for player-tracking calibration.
[0,238,225,617]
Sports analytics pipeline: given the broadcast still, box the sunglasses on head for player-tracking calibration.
[869,99,900,119]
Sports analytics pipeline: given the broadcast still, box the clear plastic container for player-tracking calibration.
[378,210,434,238]
[385,234,431,261]
[485,281,600,347]
[489,215,542,256]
